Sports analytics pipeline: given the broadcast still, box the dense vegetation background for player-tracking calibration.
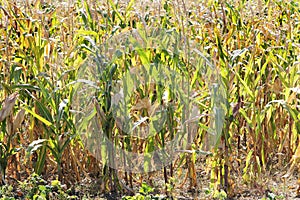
[0,0,299,199]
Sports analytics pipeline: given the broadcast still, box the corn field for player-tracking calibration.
[0,0,299,199]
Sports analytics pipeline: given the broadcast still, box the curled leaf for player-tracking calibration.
[26,139,48,158]
[0,92,19,122]
[13,109,26,131]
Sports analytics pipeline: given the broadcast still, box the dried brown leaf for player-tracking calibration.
[0,92,19,122]
[13,108,25,131]
[132,98,151,113]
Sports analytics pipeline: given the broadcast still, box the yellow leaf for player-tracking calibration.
[24,107,52,126]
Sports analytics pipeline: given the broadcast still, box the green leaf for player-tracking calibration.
[243,149,253,174]
[235,71,254,100]
[108,0,124,23]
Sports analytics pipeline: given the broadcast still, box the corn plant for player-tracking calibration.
[23,73,77,182]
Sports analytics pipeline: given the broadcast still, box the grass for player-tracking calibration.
[0,0,299,199]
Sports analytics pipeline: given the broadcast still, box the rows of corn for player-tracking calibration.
[0,0,299,198]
